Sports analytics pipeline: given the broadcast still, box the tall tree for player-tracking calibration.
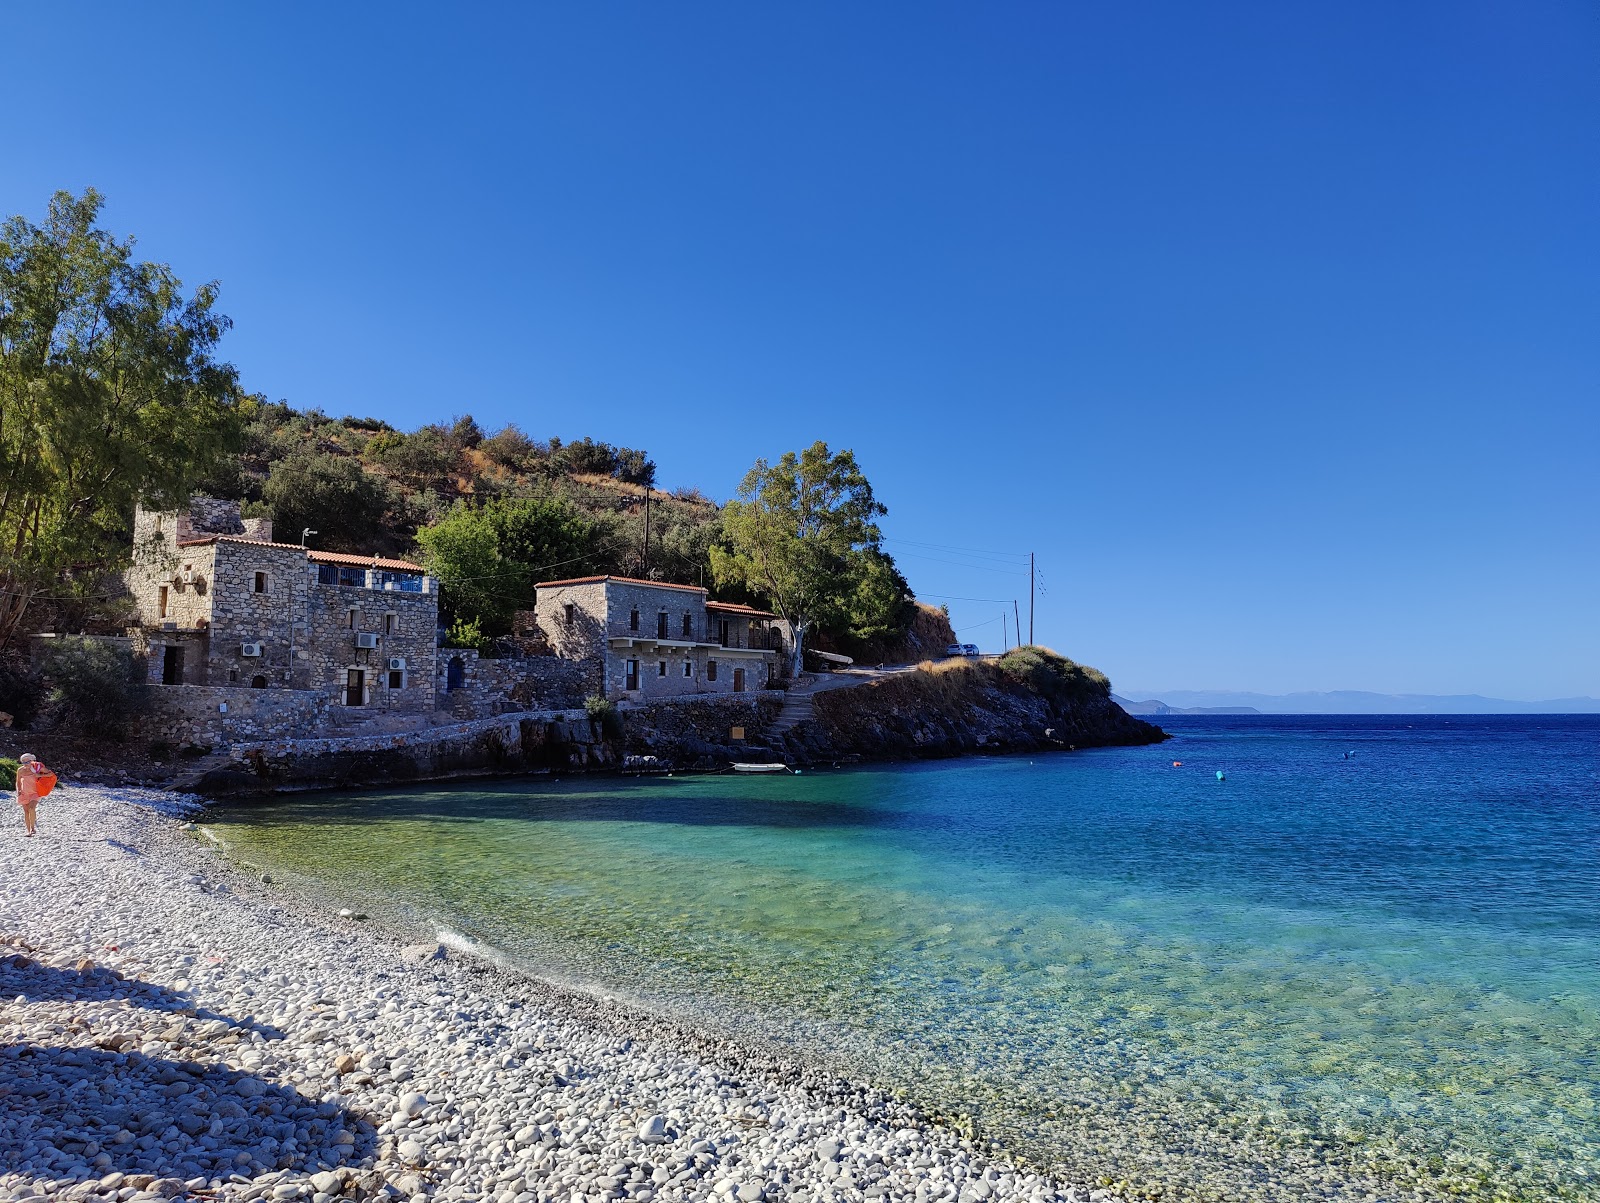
[711,441,888,676]
[417,495,596,633]
[0,189,242,646]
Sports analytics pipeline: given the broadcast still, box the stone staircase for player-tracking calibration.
[765,689,817,739]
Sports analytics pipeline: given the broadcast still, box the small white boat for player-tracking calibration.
[731,762,790,773]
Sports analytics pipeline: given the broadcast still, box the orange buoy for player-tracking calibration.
[1172,761,1182,767]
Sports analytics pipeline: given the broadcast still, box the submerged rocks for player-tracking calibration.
[0,783,1115,1203]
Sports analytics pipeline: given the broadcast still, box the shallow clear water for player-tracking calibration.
[209,715,1600,1201]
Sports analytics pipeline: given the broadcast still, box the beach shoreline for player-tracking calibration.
[1,784,1107,1203]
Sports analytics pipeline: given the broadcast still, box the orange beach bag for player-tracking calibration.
[34,770,56,798]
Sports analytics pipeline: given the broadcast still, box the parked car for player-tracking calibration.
[946,643,982,657]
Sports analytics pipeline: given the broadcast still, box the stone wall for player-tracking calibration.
[299,571,437,713]
[128,498,439,712]
[437,650,596,720]
[197,709,619,794]
[130,685,332,749]
[534,578,779,703]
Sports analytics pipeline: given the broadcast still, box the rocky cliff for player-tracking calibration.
[774,650,1165,764]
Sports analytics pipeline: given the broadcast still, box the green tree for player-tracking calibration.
[417,495,596,633]
[711,441,888,677]
[0,189,242,646]
[262,449,395,553]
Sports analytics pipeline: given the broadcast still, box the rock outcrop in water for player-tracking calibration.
[773,649,1166,764]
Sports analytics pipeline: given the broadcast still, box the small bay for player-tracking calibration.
[208,715,1600,1201]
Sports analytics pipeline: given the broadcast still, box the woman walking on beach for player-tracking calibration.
[14,753,55,837]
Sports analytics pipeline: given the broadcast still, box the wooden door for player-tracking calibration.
[626,659,640,690]
[346,668,366,706]
[733,667,745,693]
[161,645,184,686]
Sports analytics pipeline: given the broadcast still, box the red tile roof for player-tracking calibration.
[176,534,425,573]
[705,600,777,618]
[535,574,706,594]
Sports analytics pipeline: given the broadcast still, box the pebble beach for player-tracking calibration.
[0,785,1103,1203]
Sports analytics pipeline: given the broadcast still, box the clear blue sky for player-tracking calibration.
[6,3,1596,699]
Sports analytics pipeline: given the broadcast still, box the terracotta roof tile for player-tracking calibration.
[705,601,777,618]
[535,574,706,594]
[175,534,424,573]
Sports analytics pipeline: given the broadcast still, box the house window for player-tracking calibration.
[158,586,169,618]
[707,659,718,682]
[348,609,359,629]
[682,612,693,638]
[389,669,405,689]
[630,608,640,631]
[658,660,667,677]
[318,563,339,585]
[657,611,668,639]
[385,613,397,635]
[683,661,693,678]
[253,571,268,594]
[228,669,238,683]
[564,602,576,624]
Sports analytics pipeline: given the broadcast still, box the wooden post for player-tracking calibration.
[1014,599,1023,650]
[641,488,651,576]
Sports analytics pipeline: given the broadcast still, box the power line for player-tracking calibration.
[953,615,1001,633]
[890,550,1032,576]
[916,591,1014,603]
[883,536,1030,560]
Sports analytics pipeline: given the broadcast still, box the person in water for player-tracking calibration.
[14,753,53,837]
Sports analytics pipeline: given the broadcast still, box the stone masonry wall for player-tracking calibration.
[437,650,597,720]
[534,579,777,703]
[300,574,437,713]
[130,685,332,749]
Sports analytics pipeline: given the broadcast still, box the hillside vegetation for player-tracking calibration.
[197,400,918,657]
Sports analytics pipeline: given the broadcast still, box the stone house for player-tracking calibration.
[126,498,439,712]
[533,575,785,702]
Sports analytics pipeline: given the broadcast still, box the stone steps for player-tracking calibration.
[766,692,816,737]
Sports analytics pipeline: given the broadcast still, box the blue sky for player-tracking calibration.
[5,3,1596,699]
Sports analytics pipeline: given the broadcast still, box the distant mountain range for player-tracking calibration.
[1113,691,1600,715]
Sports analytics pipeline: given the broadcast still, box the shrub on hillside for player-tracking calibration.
[38,636,139,739]
[444,617,491,654]
[996,646,1110,703]
[585,694,623,739]
[0,659,46,730]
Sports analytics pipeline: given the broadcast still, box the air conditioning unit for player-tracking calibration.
[241,642,263,658]
[181,568,195,584]
[355,632,380,649]
[388,656,406,672]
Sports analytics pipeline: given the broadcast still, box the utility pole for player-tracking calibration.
[1014,599,1023,650]
[641,488,651,577]
[1029,552,1035,646]
[1002,611,1008,652]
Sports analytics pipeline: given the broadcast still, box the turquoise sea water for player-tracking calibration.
[208,716,1600,1201]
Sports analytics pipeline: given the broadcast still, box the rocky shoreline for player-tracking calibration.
[1,785,1114,1203]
